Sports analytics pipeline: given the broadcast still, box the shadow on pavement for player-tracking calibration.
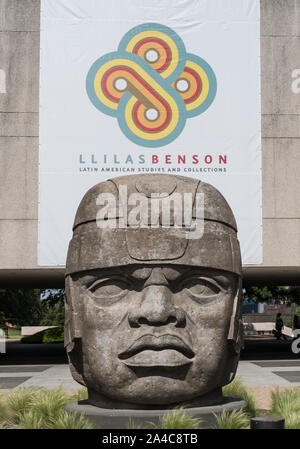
[0,341,67,365]
[1,338,299,366]
[241,337,300,360]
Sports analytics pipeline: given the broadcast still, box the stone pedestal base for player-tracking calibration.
[65,398,247,429]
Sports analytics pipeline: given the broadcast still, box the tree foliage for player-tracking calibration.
[243,286,300,305]
[40,302,64,327]
[41,289,64,309]
[0,289,65,327]
[0,289,45,326]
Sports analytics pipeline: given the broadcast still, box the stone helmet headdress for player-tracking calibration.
[65,174,243,386]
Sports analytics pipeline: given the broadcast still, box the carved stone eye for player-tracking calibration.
[89,279,129,298]
[183,278,220,298]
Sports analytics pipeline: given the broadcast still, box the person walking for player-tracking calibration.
[274,312,287,341]
[293,314,300,331]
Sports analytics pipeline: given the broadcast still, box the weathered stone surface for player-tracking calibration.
[65,174,243,410]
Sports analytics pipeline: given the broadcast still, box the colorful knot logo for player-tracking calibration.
[86,23,217,148]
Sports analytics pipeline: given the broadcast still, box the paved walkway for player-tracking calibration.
[0,361,300,393]
[0,364,79,392]
[0,339,299,395]
[237,359,300,387]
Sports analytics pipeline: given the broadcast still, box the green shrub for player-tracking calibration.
[54,412,96,429]
[17,410,45,429]
[0,395,10,425]
[223,377,257,417]
[7,388,37,424]
[7,328,21,339]
[43,326,64,343]
[126,418,144,429]
[153,407,201,429]
[214,409,250,429]
[29,388,69,423]
[21,326,64,344]
[271,388,300,428]
[0,387,93,429]
[73,388,88,402]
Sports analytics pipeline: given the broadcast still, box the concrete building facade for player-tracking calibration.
[0,0,300,287]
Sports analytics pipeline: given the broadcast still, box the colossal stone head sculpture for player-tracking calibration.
[65,174,243,408]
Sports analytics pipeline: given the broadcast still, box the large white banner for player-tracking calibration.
[39,0,262,266]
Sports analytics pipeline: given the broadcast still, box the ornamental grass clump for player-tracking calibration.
[223,377,257,417]
[6,388,39,426]
[213,409,250,429]
[271,388,300,429]
[153,407,202,429]
[0,387,94,429]
[54,411,96,429]
[73,387,88,402]
[28,388,69,425]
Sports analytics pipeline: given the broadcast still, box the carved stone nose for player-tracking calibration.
[128,285,186,328]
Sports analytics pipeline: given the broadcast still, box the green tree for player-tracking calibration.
[40,302,65,327]
[0,311,6,327]
[0,289,45,326]
[41,289,64,308]
[243,286,300,305]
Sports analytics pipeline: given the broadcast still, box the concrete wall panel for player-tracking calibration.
[0,0,300,285]
[262,139,300,219]
[263,218,300,266]
[0,32,39,112]
[261,0,300,37]
[0,219,37,268]
[0,137,38,220]
[262,115,300,138]
[261,37,300,115]
[0,113,38,136]
[0,0,40,32]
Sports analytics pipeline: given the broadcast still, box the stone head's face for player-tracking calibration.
[67,264,239,406]
[65,174,243,407]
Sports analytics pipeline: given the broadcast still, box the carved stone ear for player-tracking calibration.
[64,275,83,352]
[227,278,243,354]
[64,276,86,386]
[67,339,86,387]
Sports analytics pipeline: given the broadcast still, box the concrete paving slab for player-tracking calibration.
[236,361,299,387]
[0,377,30,388]
[13,365,81,391]
[254,361,300,368]
[15,378,81,391]
[0,373,47,378]
[0,359,300,392]
[0,365,51,373]
[272,371,300,383]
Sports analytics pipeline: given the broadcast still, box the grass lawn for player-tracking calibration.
[5,328,21,340]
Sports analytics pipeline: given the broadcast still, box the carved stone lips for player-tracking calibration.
[118,334,195,367]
